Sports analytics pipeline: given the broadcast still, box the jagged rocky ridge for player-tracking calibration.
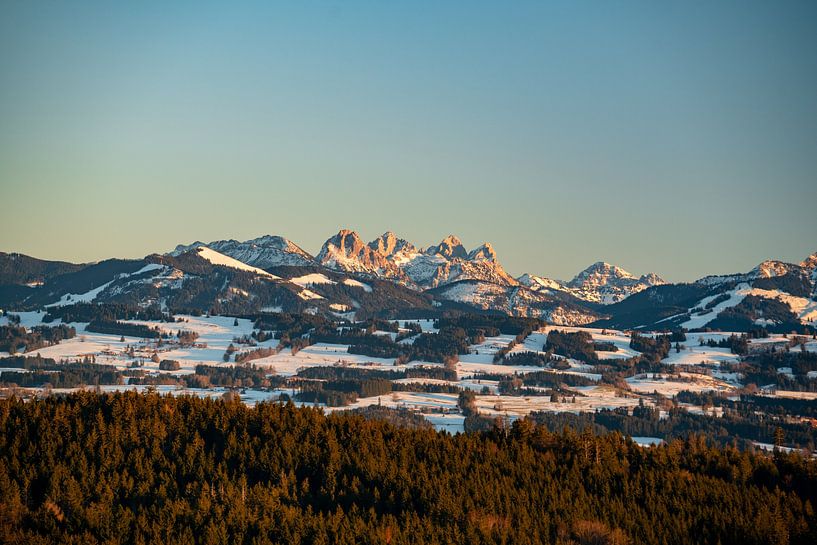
[1,237,815,331]
[168,230,664,305]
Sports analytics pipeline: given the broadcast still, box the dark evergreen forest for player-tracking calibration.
[1,392,815,544]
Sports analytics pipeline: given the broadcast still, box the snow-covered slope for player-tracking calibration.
[46,264,166,307]
[193,247,280,278]
[288,273,336,288]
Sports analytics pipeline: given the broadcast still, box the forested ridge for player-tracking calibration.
[1,393,816,545]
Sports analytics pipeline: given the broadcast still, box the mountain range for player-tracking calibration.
[2,230,815,332]
[170,230,663,301]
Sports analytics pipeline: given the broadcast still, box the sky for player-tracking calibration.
[1,1,815,282]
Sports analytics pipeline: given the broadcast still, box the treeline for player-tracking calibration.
[293,366,399,406]
[3,392,815,544]
[700,333,750,355]
[341,324,475,364]
[546,330,598,362]
[187,364,284,389]
[347,405,432,429]
[85,320,163,339]
[253,312,331,341]
[0,360,121,388]
[0,357,286,391]
[530,402,817,451]
[294,378,392,406]
[347,335,402,359]
[629,332,677,363]
[391,381,462,394]
[520,369,599,388]
[234,346,281,364]
[290,365,464,407]
[500,351,550,366]
[738,350,817,391]
[0,355,58,369]
[297,366,404,381]
[407,326,471,362]
[435,314,544,336]
[295,366,460,394]
[405,366,457,381]
[0,324,76,354]
[43,303,172,324]
[678,390,817,420]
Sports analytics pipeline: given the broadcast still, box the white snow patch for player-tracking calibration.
[195,247,279,278]
[289,273,336,288]
[297,289,324,301]
[631,437,664,447]
[342,278,372,292]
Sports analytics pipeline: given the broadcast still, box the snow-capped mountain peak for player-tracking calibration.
[750,259,797,279]
[171,235,313,268]
[317,229,397,275]
[167,231,677,306]
[368,231,416,257]
[467,243,497,262]
[426,235,468,260]
[638,272,665,286]
[564,261,665,304]
[569,262,636,287]
[799,252,817,271]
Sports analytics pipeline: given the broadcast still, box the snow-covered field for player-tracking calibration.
[768,390,817,400]
[662,344,740,367]
[626,372,735,396]
[288,273,336,287]
[249,343,401,376]
[3,313,815,434]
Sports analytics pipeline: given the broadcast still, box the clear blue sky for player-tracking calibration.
[1,1,815,281]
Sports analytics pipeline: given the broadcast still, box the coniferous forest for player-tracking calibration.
[1,392,815,545]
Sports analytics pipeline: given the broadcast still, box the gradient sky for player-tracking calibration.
[1,1,815,282]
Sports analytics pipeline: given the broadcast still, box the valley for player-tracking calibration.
[2,231,816,452]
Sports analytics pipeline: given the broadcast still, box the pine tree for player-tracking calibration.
[774,426,785,448]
